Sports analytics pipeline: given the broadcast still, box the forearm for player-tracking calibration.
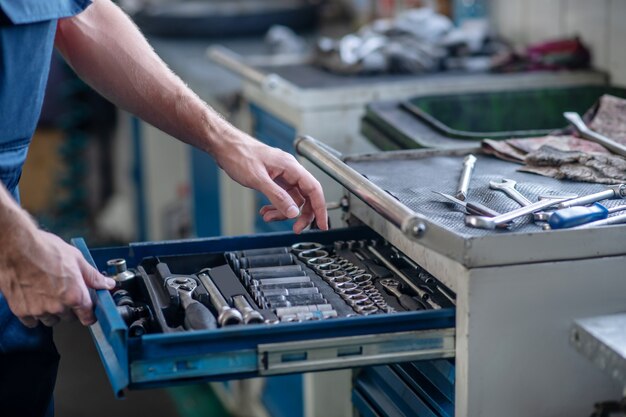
[54,0,234,156]
[0,184,38,245]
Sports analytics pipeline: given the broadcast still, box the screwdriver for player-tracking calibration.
[432,191,501,217]
[548,203,626,229]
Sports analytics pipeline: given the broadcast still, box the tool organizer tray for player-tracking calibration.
[74,227,455,396]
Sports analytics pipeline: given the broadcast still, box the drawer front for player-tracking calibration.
[75,227,455,395]
[354,361,455,417]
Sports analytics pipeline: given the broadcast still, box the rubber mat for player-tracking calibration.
[346,153,623,237]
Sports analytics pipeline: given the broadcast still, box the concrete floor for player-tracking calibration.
[54,321,179,417]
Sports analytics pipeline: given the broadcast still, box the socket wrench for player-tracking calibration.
[166,276,218,330]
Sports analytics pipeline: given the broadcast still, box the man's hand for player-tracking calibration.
[214,132,328,234]
[0,227,116,328]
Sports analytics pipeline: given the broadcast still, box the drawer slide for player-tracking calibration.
[259,328,455,375]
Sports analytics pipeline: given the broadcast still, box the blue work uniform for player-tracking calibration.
[0,1,91,416]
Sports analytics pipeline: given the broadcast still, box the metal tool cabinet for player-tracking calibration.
[294,137,626,416]
[209,46,607,234]
[80,135,626,416]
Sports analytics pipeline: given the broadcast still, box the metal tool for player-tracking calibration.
[166,276,219,330]
[261,287,320,297]
[246,265,304,279]
[265,294,326,307]
[291,242,323,254]
[571,211,626,229]
[197,271,243,326]
[489,179,532,206]
[465,197,569,229]
[307,257,335,268]
[239,247,289,257]
[232,295,264,324]
[456,154,477,201]
[258,282,315,291]
[367,245,436,308]
[275,304,333,317]
[297,250,329,260]
[557,184,626,209]
[106,258,136,283]
[548,203,626,229]
[236,253,295,269]
[564,112,626,157]
[254,276,311,287]
[380,279,427,311]
[432,191,502,218]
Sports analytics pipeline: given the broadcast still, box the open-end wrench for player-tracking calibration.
[489,179,532,206]
[557,184,626,209]
[466,197,569,229]
[489,179,571,222]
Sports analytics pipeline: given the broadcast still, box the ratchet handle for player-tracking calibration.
[548,203,608,229]
[184,301,218,330]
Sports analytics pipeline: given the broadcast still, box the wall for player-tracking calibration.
[490,0,626,86]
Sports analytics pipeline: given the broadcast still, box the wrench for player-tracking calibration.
[380,279,428,311]
[489,179,532,206]
[465,197,569,229]
[197,271,243,326]
[166,276,218,330]
[557,184,626,209]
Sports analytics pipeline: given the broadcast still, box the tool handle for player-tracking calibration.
[184,301,218,330]
[549,203,609,229]
[398,294,424,311]
[455,154,477,201]
[466,201,501,217]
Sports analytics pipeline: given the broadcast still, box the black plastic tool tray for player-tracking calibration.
[74,227,455,396]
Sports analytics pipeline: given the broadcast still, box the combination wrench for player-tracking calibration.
[466,197,569,229]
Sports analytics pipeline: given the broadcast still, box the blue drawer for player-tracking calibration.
[354,361,455,417]
[74,227,455,396]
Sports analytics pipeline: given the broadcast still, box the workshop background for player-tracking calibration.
[17,0,626,416]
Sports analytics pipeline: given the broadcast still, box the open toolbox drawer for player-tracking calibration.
[74,227,456,396]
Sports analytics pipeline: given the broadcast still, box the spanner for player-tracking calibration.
[489,179,532,206]
[490,179,564,222]
[557,184,626,209]
[466,197,569,229]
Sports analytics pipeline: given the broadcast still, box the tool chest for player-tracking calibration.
[75,226,456,396]
[78,136,626,415]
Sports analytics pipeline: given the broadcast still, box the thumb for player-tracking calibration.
[79,258,116,290]
[258,176,300,219]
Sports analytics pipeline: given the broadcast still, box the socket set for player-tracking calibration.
[103,239,455,335]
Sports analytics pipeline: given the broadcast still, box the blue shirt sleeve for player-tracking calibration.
[0,0,92,24]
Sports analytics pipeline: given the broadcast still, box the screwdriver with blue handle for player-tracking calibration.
[548,203,626,229]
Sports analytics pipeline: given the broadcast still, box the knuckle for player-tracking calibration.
[63,289,84,307]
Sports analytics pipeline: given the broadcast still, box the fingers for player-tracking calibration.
[37,315,61,327]
[19,316,39,328]
[70,284,97,326]
[79,257,116,290]
[276,165,328,231]
[257,175,300,219]
[293,202,316,234]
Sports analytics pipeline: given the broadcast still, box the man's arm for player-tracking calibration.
[0,184,115,327]
[54,0,328,233]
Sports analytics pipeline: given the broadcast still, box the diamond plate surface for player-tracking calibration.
[347,154,622,237]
